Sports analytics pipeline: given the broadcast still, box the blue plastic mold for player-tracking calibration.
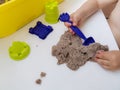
[29,21,53,39]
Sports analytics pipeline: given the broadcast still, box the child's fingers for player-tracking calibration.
[71,17,81,26]
[100,64,115,71]
[64,22,75,34]
[96,50,104,54]
[64,22,71,27]
[70,16,78,26]
[95,58,110,66]
[101,65,110,70]
[95,50,110,61]
[68,29,75,35]
[94,57,111,70]
[73,22,77,26]
[71,18,78,26]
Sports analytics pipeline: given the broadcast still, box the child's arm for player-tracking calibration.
[65,0,118,27]
[68,0,99,26]
[97,0,118,9]
[76,0,118,21]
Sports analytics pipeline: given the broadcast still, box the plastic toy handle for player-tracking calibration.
[70,26,86,40]
[59,13,95,45]
[66,17,87,40]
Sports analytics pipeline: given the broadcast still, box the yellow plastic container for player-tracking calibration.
[0,0,63,38]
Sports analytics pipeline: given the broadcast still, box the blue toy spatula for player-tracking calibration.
[59,13,95,46]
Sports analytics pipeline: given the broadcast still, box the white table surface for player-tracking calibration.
[0,0,120,90]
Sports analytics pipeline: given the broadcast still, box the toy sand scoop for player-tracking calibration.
[59,13,95,46]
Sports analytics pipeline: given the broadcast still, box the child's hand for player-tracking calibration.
[69,12,82,26]
[64,11,83,34]
[64,22,75,34]
[64,11,83,27]
[94,50,120,71]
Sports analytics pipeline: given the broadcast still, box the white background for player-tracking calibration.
[0,0,120,90]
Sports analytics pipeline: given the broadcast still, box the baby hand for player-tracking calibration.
[94,50,120,71]
[64,11,83,34]
[64,22,75,34]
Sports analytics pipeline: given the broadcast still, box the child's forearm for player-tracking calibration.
[76,0,99,20]
[75,0,118,21]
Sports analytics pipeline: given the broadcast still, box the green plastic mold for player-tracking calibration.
[9,41,30,61]
[45,0,59,24]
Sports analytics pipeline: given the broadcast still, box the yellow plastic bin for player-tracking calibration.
[0,0,63,38]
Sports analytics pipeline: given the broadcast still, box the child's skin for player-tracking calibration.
[65,0,120,71]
